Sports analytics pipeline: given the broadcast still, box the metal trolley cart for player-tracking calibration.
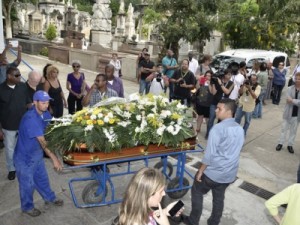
[66,147,204,208]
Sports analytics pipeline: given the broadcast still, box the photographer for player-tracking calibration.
[170,59,195,106]
[147,64,169,95]
[206,69,234,138]
[235,75,261,136]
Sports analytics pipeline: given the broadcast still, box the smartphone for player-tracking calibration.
[9,40,18,48]
[168,200,184,217]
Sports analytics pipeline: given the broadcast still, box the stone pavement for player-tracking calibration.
[0,52,299,225]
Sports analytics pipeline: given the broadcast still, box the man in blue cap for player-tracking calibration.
[13,90,63,217]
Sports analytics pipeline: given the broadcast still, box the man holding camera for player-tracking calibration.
[170,59,195,106]
[206,69,234,138]
[235,75,261,136]
[147,64,169,95]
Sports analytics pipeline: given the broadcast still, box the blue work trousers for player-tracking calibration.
[15,159,56,211]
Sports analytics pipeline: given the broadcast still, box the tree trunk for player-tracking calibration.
[5,17,12,39]
[2,0,15,39]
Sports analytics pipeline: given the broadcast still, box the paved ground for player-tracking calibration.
[0,52,299,225]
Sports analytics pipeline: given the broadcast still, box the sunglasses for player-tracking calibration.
[14,74,21,78]
[73,65,80,68]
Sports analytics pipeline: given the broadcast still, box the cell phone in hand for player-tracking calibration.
[9,40,18,48]
[169,200,184,217]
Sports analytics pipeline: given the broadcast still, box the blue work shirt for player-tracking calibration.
[202,118,244,183]
[14,106,52,164]
[162,56,177,78]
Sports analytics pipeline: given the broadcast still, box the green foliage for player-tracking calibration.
[45,95,194,155]
[40,47,48,57]
[151,0,219,57]
[73,0,93,14]
[217,0,300,54]
[45,24,57,42]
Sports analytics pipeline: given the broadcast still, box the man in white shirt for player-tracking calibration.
[147,64,169,95]
[188,51,199,76]
[229,62,245,100]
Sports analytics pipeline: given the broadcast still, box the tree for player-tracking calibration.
[2,0,37,38]
[45,24,57,42]
[149,0,219,59]
[217,0,300,54]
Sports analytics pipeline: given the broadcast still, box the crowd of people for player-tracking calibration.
[0,44,299,224]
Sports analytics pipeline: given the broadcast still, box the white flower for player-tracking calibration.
[107,112,113,118]
[160,110,171,119]
[177,118,183,125]
[135,127,141,133]
[147,113,155,118]
[123,111,131,119]
[118,121,131,127]
[173,124,181,135]
[104,116,110,123]
[140,119,147,130]
[136,115,142,121]
[90,114,97,120]
[176,103,187,110]
[157,125,166,136]
[97,113,103,118]
[84,125,94,131]
[103,128,117,143]
[129,93,140,102]
[137,104,144,110]
[167,125,174,133]
[151,107,157,114]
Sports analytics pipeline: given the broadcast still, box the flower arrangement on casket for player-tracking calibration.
[45,94,195,155]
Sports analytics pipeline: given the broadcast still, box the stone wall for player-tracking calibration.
[48,45,69,64]
[18,39,51,55]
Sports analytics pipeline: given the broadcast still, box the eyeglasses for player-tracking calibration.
[73,65,80,68]
[14,74,21,78]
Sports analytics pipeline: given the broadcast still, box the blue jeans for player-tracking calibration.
[207,105,217,137]
[188,174,229,225]
[272,84,284,105]
[235,106,252,136]
[3,129,18,172]
[253,89,266,118]
[168,82,174,100]
[139,79,150,95]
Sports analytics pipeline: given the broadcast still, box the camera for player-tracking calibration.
[211,69,225,84]
[244,80,250,86]
[156,73,162,82]
[178,79,185,85]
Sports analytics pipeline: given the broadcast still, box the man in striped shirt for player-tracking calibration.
[82,73,118,107]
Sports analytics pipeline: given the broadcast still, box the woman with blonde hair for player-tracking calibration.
[44,65,67,117]
[118,168,182,225]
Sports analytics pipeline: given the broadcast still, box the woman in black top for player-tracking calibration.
[44,65,67,118]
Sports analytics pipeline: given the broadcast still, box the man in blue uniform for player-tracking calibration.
[13,91,63,217]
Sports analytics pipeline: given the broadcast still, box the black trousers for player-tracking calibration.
[68,94,83,115]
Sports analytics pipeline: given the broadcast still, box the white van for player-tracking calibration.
[211,49,290,74]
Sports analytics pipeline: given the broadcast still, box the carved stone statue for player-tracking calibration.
[91,0,112,32]
[125,3,136,39]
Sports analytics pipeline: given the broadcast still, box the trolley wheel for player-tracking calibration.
[82,180,108,204]
[154,161,173,177]
[167,177,190,199]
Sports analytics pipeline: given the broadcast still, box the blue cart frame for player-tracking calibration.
[66,148,203,208]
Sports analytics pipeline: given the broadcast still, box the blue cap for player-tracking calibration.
[33,90,53,101]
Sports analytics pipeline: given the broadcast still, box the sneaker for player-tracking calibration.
[7,171,16,180]
[45,199,64,206]
[23,208,41,217]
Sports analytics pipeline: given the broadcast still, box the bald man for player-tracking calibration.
[26,71,42,101]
